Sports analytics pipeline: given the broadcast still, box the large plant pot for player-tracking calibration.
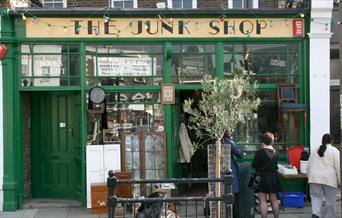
[207,143,231,218]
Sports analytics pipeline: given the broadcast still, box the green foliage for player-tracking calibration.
[183,74,260,144]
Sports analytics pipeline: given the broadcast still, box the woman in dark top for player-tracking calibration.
[252,132,282,218]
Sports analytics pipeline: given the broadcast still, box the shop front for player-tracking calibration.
[0,9,310,210]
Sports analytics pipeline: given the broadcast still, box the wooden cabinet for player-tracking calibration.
[91,183,108,214]
[90,172,133,214]
[86,144,121,208]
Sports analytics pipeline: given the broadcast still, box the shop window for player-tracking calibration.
[234,88,304,155]
[42,0,67,8]
[172,44,215,83]
[112,0,137,8]
[228,0,257,8]
[86,44,162,86]
[224,43,300,84]
[167,0,197,8]
[21,44,80,87]
[87,91,165,196]
[87,91,163,145]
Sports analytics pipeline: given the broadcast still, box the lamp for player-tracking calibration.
[0,44,8,60]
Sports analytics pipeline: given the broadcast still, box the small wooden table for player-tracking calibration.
[278,173,308,211]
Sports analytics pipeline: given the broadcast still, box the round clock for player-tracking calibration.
[89,87,105,104]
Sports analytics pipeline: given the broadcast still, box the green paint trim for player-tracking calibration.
[162,42,175,177]
[80,43,87,205]
[11,37,306,43]
[165,105,174,177]
[2,42,20,210]
[216,42,224,79]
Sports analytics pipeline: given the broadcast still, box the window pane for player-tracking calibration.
[233,0,243,8]
[224,43,299,83]
[21,45,80,87]
[172,44,215,83]
[124,1,133,8]
[183,0,193,8]
[114,1,124,8]
[86,44,163,86]
[173,0,182,8]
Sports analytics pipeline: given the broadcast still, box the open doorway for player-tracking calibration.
[178,90,209,195]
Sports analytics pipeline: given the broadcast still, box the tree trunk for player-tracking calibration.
[215,139,221,218]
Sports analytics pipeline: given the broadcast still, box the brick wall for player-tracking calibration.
[259,0,279,8]
[23,93,31,199]
[198,0,227,9]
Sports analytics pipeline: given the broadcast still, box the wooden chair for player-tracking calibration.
[277,83,305,114]
[277,84,306,143]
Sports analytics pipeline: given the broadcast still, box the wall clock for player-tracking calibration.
[90,87,105,104]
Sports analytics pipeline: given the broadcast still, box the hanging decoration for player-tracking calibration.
[5,8,331,38]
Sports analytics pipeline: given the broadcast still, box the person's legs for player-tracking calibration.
[322,184,337,218]
[233,193,240,218]
[258,192,268,218]
[310,183,324,217]
[269,193,279,218]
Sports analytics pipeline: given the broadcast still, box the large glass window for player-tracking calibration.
[86,44,163,86]
[229,0,257,8]
[21,44,80,87]
[42,0,67,8]
[168,0,197,8]
[87,91,163,145]
[224,43,300,84]
[172,44,215,83]
[112,0,137,8]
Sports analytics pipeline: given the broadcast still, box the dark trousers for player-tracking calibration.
[233,193,240,218]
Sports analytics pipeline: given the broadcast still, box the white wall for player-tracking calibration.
[309,0,333,150]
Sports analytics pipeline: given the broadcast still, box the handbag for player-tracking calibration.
[248,150,275,191]
[248,172,261,191]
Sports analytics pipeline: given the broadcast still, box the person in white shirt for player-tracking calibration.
[307,133,340,218]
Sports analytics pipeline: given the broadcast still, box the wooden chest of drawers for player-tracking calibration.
[90,171,133,214]
[91,182,108,214]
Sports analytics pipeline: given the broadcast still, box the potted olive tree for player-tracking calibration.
[183,74,260,217]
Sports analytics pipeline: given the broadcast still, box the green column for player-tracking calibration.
[80,42,87,205]
[1,12,20,211]
[163,42,178,177]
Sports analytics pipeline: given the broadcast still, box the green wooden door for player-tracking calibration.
[32,92,80,199]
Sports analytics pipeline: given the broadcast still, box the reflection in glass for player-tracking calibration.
[172,44,216,83]
[223,43,299,84]
[85,44,163,86]
[145,135,153,151]
[133,152,140,169]
[21,44,80,87]
[133,136,140,151]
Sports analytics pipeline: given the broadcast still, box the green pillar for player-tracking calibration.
[1,12,21,211]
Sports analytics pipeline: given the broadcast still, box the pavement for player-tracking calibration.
[0,199,340,218]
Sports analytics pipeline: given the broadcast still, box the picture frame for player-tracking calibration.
[160,84,175,104]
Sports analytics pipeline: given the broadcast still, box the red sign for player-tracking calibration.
[293,19,304,37]
[0,44,8,60]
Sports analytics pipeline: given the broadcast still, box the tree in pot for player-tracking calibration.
[183,74,260,218]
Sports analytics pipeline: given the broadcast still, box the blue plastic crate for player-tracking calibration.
[278,192,305,208]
